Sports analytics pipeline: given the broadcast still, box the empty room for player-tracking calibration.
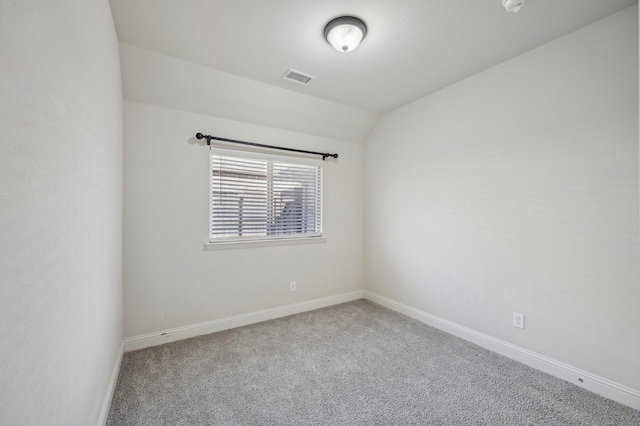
[1,0,639,425]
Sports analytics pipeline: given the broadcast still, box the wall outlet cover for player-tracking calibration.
[513,312,525,329]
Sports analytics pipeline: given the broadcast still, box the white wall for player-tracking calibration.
[0,1,123,425]
[123,101,363,338]
[364,5,639,391]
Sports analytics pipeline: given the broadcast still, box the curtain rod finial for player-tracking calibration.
[196,133,212,145]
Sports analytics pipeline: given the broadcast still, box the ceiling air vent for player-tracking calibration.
[283,69,315,85]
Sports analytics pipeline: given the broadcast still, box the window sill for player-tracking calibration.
[204,237,326,251]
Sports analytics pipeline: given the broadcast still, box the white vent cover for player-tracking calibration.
[283,69,315,85]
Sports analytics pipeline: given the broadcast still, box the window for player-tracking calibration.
[209,149,322,243]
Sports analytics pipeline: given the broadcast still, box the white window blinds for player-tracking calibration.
[210,149,322,242]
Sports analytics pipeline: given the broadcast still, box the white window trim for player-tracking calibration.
[208,146,324,246]
[211,147,324,167]
[204,236,326,251]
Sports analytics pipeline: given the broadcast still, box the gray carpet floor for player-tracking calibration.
[107,300,640,425]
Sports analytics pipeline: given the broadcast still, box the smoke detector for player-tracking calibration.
[503,0,525,13]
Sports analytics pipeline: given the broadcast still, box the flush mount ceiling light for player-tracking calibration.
[503,0,525,13]
[323,16,367,53]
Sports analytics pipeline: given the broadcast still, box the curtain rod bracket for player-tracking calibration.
[196,132,212,145]
[195,132,338,160]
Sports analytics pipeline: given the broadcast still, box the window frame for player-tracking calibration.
[207,147,324,246]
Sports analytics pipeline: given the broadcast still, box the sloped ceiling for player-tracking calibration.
[110,0,636,114]
[110,1,636,142]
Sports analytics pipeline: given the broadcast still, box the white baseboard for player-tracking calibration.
[364,291,640,411]
[124,290,365,352]
[97,341,124,426]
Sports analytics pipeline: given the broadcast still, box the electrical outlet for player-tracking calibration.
[513,313,524,329]
[290,281,297,292]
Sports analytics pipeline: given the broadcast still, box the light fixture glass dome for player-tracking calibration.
[324,16,367,53]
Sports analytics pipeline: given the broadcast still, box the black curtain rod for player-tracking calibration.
[196,133,338,160]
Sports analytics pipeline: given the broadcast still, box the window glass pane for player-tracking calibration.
[210,152,322,242]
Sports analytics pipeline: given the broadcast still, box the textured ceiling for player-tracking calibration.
[109,0,637,114]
